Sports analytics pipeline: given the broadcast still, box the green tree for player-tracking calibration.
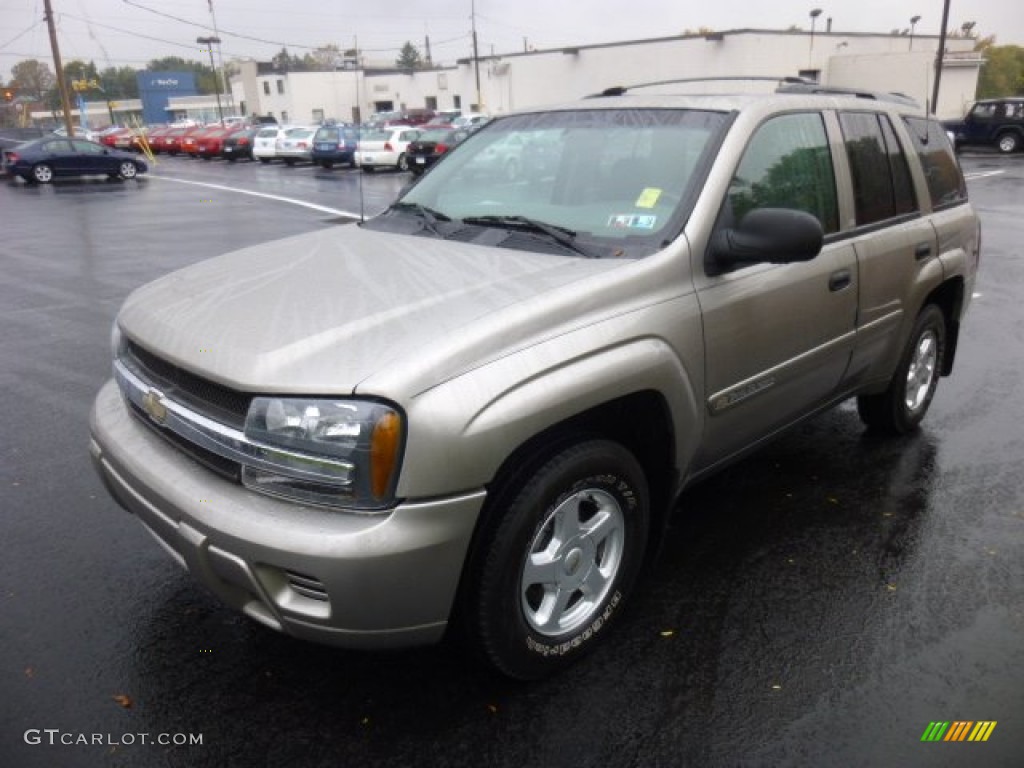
[975,41,1024,98]
[99,66,140,100]
[271,47,307,72]
[11,59,56,98]
[396,41,424,70]
[304,44,344,71]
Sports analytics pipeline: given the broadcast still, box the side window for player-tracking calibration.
[728,113,838,234]
[902,117,967,209]
[838,111,917,226]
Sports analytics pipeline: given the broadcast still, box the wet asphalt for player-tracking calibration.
[1,151,1022,768]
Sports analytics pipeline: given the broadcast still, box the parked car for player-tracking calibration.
[943,97,1024,154]
[355,127,422,172]
[253,125,293,163]
[152,125,201,155]
[221,127,258,161]
[276,126,317,166]
[89,86,979,681]
[405,126,471,175]
[451,112,491,129]
[310,124,359,169]
[195,126,238,160]
[52,126,99,142]
[5,136,146,183]
[181,126,224,157]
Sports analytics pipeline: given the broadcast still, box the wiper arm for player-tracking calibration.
[390,202,452,237]
[461,215,598,258]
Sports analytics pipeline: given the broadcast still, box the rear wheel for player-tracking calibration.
[259,157,270,164]
[468,439,650,679]
[362,165,375,173]
[397,153,408,171]
[284,158,296,166]
[997,132,1020,154]
[857,304,946,435]
[321,161,334,169]
[31,163,53,183]
[118,161,138,179]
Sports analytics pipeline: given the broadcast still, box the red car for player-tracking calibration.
[181,126,222,157]
[153,126,202,156]
[195,126,238,160]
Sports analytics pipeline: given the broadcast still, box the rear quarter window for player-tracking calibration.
[838,111,918,226]
[902,117,967,209]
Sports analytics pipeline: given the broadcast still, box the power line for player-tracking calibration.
[0,19,45,51]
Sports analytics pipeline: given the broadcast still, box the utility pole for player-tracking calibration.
[206,0,234,113]
[43,0,75,136]
[471,0,481,110]
[931,0,952,114]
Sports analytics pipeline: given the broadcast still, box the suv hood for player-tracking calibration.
[118,225,628,395]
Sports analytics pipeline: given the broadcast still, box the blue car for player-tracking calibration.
[3,136,147,183]
[310,124,359,169]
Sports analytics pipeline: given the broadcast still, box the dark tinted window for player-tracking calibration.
[839,112,917,226]
[902,117,967,209]
[729,113,838,234]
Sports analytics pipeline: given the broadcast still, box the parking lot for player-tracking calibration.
[1,150,1022,768]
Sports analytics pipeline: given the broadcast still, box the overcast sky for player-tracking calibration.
[3,0,1021,80]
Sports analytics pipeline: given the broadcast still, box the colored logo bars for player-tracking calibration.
[921,721,997,742]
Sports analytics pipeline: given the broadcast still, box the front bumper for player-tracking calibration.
[90,379,485,648]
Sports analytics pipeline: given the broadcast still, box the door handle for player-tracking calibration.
[914,243,932,260]
[829,269,851,292]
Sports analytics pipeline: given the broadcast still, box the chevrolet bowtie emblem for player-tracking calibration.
[142,388,168,425]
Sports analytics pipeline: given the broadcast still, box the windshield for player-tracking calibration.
[383,108,727,258]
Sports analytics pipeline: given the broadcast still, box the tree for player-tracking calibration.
[396,41,424,70]
[99,66,140,100]
[975,41,1024,98]
[271,47,307,72]
[11,59,55,98]
[304,44,344,71]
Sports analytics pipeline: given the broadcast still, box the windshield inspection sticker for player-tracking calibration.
[608,214,657,230]
[635,188,662,208]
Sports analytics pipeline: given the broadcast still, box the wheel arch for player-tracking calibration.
[924,276,965,375]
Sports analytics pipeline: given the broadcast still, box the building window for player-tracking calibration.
[425,96,437,110]
[798,69,821,83]
[239,100,246,115]
[312,108,325,123]
[276,79,284,94]
[263,81,270,95]
[453,94,462,109]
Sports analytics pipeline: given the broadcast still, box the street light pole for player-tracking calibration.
[909,15,921,50]
[809,8,823,71]
[196,36,224,123]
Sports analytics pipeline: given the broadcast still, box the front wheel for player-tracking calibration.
[31,163,53,184]
[858,304,946,435]
[997,132,1020,154]
[258,157,270,164]
[468,440,650,679]
[396,153,408,172]
[118,161,138,179]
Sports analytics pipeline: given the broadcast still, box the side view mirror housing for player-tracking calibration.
[709,208,824,268]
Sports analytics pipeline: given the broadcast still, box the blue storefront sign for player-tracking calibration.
[137,71,198,125]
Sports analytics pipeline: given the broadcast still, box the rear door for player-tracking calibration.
[836,110,936,384]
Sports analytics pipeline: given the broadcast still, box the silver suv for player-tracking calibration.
[90,87,980,679]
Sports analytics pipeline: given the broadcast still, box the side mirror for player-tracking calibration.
[709,208,824,267]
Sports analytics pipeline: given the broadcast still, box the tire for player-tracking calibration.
[227,157,237,163]
[284,158,296,166]
[259,157,270,164]
[857,304,946,435]
[118,161,137,179]
[397,153,408,172]
[31,163,53,184]
[469,439,650,679]
[996,132,1019,154]
[321,161,334,169]
[362,165,375,173]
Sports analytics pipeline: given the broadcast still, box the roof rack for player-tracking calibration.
[587,76,815,98]
[774,82,920,106]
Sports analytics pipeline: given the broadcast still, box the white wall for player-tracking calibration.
[230,30,981,123]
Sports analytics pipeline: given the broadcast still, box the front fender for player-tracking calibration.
[395,300,704,500]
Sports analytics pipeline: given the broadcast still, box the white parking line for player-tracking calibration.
[148,174,361,218]
[964,170,1006,180]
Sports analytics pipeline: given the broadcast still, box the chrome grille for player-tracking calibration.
[122,340,251,429]
[285,571,329,601]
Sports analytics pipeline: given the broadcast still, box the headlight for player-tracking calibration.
[242,397,404,510]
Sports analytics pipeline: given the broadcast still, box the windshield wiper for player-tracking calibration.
[389,202,452,237]
[461,215,599,258]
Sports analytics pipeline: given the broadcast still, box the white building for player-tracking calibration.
[229,28,982,124]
